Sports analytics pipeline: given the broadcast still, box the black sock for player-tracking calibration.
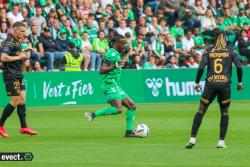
[126,130,133,134]
[191,112,204,137]
[220,115,229,140]
[17,104,27,128]
[0,103,15,126]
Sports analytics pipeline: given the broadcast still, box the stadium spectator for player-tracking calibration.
[116,19,133,37]
[129,20,137,39]
[160,0,179,26]
[0,8,7,26]
[106,19,115,35]
[229,0,239,16]
[33,61,44,72]
[55,29,69,52]
[166,55,179,68]
[201,8,217,35]
[207,0,220,19]
[192,27,205,52]
[186,55,198,68]
[98,19,107,35]
[178,0,200,30]
[142,56,157,69]
[26,0,36,18]
[170,19,184,38]
[51,19,60,40]
[159,18,169,35]
[81,31,92,71]
[152,33,165,60]
[70,28,82,51]
[194,50,202,64]
[84,18,97,42]
[21,58,33,72]
[238,29,250,60]
[192,0,206,20]
[62,42,83,72]
[90,31,109,71]
[163,33,175,57]
[111,8,122,27]
[148,16,160,38]
[28,22,44,63]
[132,0,144,21]
[20,36,32,58]
[56,0,71,18]
[182,30,195,55]
[173,31,184,55]
[132,34,147,63]
[39,27,65,70]
[31,6,46,36]
[129,54,142,69]
[232,6,249,30]
[7,4,24,25]
[0,21,8,43]
[145,0,160,16]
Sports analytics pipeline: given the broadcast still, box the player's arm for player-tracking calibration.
[195,50,208,92]
[195,50,208,83]
[1,52,27,62]
[99,62,116,74]
[232,50,243,90]
[1,41,28,62]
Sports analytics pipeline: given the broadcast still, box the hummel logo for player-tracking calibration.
[145,78,163,97]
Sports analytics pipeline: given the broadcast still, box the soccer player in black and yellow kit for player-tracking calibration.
[0,22,38,138]
[186,29,243,149]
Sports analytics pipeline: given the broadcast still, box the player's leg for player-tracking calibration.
[122,97,138,137]
[0,79,20,138]
[85,84,124,121]
[186,86,216,149]
[18,79,38,135]
[85,100,123,122]
[95,100,123,116]
[17,89,27,128]
[217,87,231,148]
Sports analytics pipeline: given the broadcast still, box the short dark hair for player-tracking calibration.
[13,21,26,29]
[114,34,126,43]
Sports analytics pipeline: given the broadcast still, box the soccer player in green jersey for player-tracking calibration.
[85,35,139,137]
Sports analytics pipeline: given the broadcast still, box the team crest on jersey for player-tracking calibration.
[2,46,9,52]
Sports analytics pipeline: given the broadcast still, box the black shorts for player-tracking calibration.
[201,85,231,104]
[4,78,25,96]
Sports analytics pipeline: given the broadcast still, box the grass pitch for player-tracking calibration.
[0,101,250,167]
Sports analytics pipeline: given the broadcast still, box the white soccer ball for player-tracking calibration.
[135,124,150,138]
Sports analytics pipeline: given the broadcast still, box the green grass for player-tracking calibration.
[1,101,250,167]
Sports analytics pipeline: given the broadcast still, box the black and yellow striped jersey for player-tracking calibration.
[199,45,242,86]
[1,34,23,80]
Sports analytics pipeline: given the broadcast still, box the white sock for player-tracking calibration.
[218,140,225,145]
[190,137,196,144]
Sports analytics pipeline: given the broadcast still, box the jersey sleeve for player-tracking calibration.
[103,49,120,65]
[1,38,15,55]
[231,49,242,68]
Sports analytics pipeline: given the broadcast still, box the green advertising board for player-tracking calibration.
[0,67,249,107]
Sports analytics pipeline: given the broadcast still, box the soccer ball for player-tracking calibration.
[135,124,150,138]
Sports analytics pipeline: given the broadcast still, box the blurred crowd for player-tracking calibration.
[0,0,249,72]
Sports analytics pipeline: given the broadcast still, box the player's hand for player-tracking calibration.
[237,82,244,91]
[194,83,202,92]
[19,52,28,60]
[115,62,124,68]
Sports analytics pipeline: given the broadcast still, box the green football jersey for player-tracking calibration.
[102,48,122,84]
